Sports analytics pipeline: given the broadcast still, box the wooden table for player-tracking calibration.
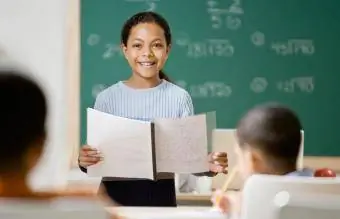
[176,193,212,206]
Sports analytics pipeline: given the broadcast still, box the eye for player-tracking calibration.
[132,43,142,49]
[153,43,164,48]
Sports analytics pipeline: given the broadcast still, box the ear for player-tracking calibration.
[166,44,172,53]
[121,43,128,59]
[165,44,171,59]
[249,148,264,173]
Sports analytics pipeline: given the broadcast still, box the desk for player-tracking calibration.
[107,206,225,219]
[176,193,211,206]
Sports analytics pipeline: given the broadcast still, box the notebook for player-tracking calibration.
[87,108,215,180]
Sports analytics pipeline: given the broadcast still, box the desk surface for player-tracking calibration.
[176,193,211,201]
[176,193,212,206]
[107,206,225,219]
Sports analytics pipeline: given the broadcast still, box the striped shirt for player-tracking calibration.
[286,168,314,177]
[94,79,197,191]
[94,80,194,121]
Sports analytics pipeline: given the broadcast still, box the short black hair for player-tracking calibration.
[0,68,47,172]
[236,103,302,167]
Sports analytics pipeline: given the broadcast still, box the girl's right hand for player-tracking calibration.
[78,145,103,168]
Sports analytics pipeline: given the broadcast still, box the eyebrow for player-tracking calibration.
[132,38,163,42]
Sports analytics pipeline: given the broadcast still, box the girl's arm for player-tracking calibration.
[79,92,109,173]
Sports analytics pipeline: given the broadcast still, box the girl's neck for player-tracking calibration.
[0,174,32,197]
[125,75,162,89]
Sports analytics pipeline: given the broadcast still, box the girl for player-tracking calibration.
[78,11,228,206]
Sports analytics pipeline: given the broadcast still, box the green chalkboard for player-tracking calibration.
[81,0,340,156]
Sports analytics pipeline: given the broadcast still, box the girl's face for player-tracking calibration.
[122,22,170,80]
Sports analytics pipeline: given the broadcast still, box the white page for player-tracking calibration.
[86,108,154,179]
[154,113,210,174]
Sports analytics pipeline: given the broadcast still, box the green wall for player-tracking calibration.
[81,0,340,156]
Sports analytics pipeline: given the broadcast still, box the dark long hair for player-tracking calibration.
[121,11,172,82]
[159,70,170,81]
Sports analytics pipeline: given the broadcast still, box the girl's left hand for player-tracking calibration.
[208,152,228,174]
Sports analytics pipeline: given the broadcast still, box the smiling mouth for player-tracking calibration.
[138,61,156,67]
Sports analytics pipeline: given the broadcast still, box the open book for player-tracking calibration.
[86,108,216,180]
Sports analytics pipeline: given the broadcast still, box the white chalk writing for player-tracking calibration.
[271,39,315,56]
[208,39,235,56]
[229,0,244,14]
[175,32,191,46]
[176,37,234,58]
[207,0,243,30]
[92,84,108,98]
[176,80,232,98]
[226,16,242,30]
[102,44,123,59]
[250,77,268,93]
[251,31,265,47]
[277,77,314,93]
[87,34,101,46]
[125,0,159,11]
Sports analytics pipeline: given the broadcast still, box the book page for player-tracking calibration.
[206,111,217,153]
[86,108,154,180]
[154,113,211,174]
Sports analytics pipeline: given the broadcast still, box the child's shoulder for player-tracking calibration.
[94,82,122,101]
[286,168,314,177]
[95,80,192,101]
[163,80,191,99]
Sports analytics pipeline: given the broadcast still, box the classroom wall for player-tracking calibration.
[0,0,73,190]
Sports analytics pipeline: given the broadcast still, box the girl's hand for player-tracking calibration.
[78,145,103,168]
[208,152,228,174]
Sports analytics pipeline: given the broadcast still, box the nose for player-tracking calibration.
[141,46,154,58]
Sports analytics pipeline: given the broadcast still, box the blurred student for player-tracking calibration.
[0,69,119,219]
[211,103,313,214]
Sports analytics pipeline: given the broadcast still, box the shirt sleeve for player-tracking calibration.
[180,92,194,117]
[93,92,109,112]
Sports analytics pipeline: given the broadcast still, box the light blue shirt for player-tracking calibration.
[286,168,314,177]
[94,79,197,192]
[94,80,194,120]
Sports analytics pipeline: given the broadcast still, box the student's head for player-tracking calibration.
[121,11,171,81]
[0,69,47,176]
[235,103,302,179]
